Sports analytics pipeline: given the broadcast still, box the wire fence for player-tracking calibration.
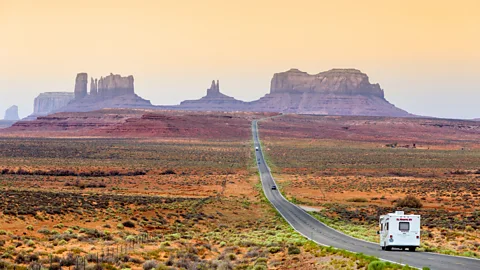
[7,232,156,270]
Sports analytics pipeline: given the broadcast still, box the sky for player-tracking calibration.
[1,0,479,119]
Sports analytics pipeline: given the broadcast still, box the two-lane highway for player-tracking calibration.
[252,120,479,270]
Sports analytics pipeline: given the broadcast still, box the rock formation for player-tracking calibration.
[250,68,410,117]
[97,74,134,100]
[179,80,245,110]
[207,80,220,96]
[90,78,98,96]
[61,73,153,112]
[173,69,410,117]
[270,69,384,97]
[23,68,412,118]
[74,73,88,100]
[31,92,75,117]
[4,105,19,121]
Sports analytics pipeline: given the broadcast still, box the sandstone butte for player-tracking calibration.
[23,68,412,120]
[25,73,152,119]
[4,105,20,121]
[177,68,410,117]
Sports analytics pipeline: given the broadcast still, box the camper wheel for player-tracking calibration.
[409,247,416,252]
[385,246,392,251]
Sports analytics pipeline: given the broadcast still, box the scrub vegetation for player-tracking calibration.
[0,136,411,269]
[259,115,480,259]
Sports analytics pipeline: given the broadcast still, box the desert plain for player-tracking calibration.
[0,110,478,270]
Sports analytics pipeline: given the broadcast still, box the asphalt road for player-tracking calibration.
[252,120,480,270]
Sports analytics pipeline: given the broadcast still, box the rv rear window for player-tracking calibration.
[399,222,410,231]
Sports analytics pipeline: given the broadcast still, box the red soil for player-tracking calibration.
[260,115,480,148]
[2,109,277,139]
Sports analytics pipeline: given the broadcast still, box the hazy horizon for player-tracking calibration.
[1,0,479,119]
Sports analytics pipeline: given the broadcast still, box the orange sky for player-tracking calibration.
[1,0,479,118]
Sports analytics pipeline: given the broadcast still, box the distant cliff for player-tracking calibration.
[270,68,384,98]
[175,68,411,117]
[4,105,20,121]
[27,92,75,119]
[23,68,412,119]
[249,68,410,117]
[59,73,153,112]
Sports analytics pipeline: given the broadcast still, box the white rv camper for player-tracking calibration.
[379,211,420,251]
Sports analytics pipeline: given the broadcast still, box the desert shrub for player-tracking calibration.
[126,235,136,242]
[0,168,146,177]
[268,246,281,254]
[28,253,39,262]
[216,261,233,270]
[58,240,68,246]
[227,253,236,261]
[38,228,51,235]
[117,223,124,230]
[122,221,135,228]
[396,195,423,208]
[155,263,170,270]
[287,246,301,255]
[49,263,62,270]
[346,198,368,203]
[26,225,34,231]
[160,169,176,175]
[14,253,27,264]
[368,261,386,270]
[253,257,268,270]
[60,253,76,267]
[143,260,159,270]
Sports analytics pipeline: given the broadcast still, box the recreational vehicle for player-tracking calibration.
[379,211,420,251]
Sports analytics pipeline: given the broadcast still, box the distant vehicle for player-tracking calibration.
[271,185,277,190]
[378,211,420,251]
[255,146,259,151]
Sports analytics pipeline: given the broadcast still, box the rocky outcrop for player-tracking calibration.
[175,69,410,117]
[74,73,88,100]
[97,73,134,100]
[23,68,412,118]
[251,92,409,116]
[62,73,153,112]
[179,80,245,111]
[30,92,75,117]
[4,105,19,121]
[270,68,384,97]
[250,68,410,117]
[90,78,98,96]
[207,80,220,96]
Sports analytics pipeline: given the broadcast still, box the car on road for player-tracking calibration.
[271,185,277,190]
[255,146,259,151]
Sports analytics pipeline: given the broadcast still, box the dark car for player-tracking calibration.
[271,185,277,190]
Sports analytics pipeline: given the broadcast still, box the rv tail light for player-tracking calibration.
[416,236,419,239]
[389,235,393,238]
